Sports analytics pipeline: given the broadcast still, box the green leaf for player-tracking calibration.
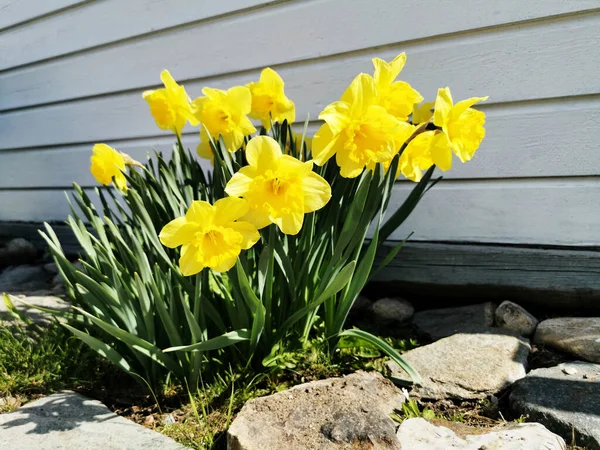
[339,328,421,384]
[379,165,437,243]
[62,323,132,373]
[163,329,251,352]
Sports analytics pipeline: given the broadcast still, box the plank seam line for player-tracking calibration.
[0,6,598,110]
[0,0,96,34]
[0,0,296,74]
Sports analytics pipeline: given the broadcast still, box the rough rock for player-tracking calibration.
[43,262,59,275]
[411,302,496,340]
[386,333,530,400]
[534,317,600,363]
[369,297,414,324]
[495,301,538,336]
[349,294,372,314]
[0,294,70,324]
[0,391,188,450]
[396,417,566,450]
[228,371,406,450]
[510,361,600,450]
[0,238,38,266]
[0,265,48,293]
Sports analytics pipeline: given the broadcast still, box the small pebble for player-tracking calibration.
[562,366,578,375]
[161,414,176,425]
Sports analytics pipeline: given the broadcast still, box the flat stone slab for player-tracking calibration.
[411,302,496,341]
[0,294,70,324]
[396,417,565,449]
[228,371,406,450]
[0,391,188,450]
[386,333,530,399]
[534,317,600,363]
[510,362,600,450]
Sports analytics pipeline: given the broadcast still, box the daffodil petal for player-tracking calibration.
[274,212,304,235]
[318,101,351,135]
[210,255,238,273]
[179,244,205,276]
[159,217,195,248]
[229,222,260,250]
[341,73,377,112]
[225,170,254,197]
[242,208,272,230]
[430,132,452,171]
[245,135,281,169]
[451,96,489,120]
[214,197,250,224]
[433,87,453,128]
[312,123,344,166]
[302,172,332,213]
[185,200,214,225]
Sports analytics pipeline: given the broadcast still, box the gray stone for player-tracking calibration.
[43,262,59,275]
[0,294,70,324]
[0,265,49,293]
[0,238,37,266]
[396,418,566,450]
[495,301,538,336]
[412,302,496,340]
[228,371,406,450]
[510,362,600,450]
[386,333,530,400]
[534,317,600,363]
[369,297,414,324]
[349,294,372,314]
[0,391,188,450]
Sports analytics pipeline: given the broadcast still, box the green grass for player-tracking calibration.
[0,321,105,411]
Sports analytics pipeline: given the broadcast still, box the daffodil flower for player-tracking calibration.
[312,74,413,178]
[159,197,260,275]
[412,101,434,125]
[247,68,295,130]
[372,53,423,121]
[90,144,128,192]
[192,86,256,158]
[433,87,488,163]
[225,136,331,235]
[143,70,198,137]
[399,131,450,182]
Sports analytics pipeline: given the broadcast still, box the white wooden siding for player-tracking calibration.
[1,0,599,246]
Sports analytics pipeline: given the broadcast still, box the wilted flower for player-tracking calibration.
[312,74,413,178]
[143,70,198,136]
[433,87,488,163]
[225,136,331,235]
[372,53,423,121]
[192,86,256,158]
[90,144,128,192]
[159,197,259,275]
[247,68,295,130]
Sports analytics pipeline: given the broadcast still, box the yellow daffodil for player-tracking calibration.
[398,131,450,181]
[247,68,295,130]
[90,144,128,192]
[143,70,198,137]
[159,197,259,275]
[372,53,423,121]
[192,86,256,158]
[412,101,434,124]
[312,74,413,178]
[433,87,488,163]
[225,136,331,235]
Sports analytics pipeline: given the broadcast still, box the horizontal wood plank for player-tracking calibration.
[0,0,280,71]
[1,3,598,110]
[371,242,600,312]
[0,0,86,31]
[388,178,600,246]
[2,97,599,187]
[1,178,599,246]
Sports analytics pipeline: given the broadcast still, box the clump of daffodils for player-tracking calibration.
[72,52,487,388]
